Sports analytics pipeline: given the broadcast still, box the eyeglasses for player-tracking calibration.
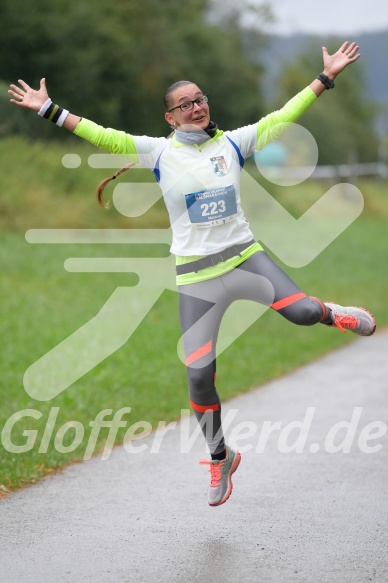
[168,95,208,113]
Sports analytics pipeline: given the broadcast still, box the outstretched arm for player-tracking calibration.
[8,78,80,132]
[310,41,360,96]
[254,41,361,151]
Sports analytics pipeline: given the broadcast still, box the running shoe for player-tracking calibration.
[199,445,241,507]
[324,303,376,336]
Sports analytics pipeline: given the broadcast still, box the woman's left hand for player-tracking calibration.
[322,41,360,80]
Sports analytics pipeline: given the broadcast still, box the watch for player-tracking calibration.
[317,73,335,89]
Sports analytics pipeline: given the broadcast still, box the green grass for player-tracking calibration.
[1,135,388,493]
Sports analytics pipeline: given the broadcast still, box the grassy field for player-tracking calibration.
[1,136,387,494]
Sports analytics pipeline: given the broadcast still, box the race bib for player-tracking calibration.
[185,185,238,228]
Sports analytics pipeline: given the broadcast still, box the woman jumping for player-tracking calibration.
[9,41,376,507]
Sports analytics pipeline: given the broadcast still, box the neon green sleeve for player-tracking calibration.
[74,118,139,161]
[256,87,317,150]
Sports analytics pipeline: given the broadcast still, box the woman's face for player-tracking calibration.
[165,83,210,131]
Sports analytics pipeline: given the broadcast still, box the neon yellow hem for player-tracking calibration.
[176,242,264,286]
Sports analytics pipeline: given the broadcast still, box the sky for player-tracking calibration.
[264,0,388,36]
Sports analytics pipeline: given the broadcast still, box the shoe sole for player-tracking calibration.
[364,308,377,336]
[326,303,376,336]
[209,451,241,507]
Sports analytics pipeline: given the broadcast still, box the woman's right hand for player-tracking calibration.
[8,78,50,112]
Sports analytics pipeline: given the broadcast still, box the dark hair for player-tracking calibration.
[97,80,199,209]
[96,163,135,208]
[163,80,196,111]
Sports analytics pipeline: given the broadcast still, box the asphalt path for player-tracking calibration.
[1,331,387,583]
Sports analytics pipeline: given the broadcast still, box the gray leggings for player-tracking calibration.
[178,250,330,455]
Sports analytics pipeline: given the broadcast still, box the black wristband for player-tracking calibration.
[317,73,335,89]
[37,98,69,127]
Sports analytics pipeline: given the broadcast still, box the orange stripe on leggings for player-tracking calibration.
[190,399,219,413]
[270,292,307,311]
[185,340,213,366]
[310,296,329,321]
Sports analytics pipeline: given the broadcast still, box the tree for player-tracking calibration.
[0,0,272,140]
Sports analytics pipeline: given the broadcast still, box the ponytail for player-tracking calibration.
[96,163,135,209]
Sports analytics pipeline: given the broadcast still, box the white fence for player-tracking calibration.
[257,162,388,181]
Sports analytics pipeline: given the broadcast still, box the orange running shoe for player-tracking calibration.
[199,445,241,507]
[324,303,376,336]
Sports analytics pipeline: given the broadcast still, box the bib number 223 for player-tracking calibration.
[185,185,238,228]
